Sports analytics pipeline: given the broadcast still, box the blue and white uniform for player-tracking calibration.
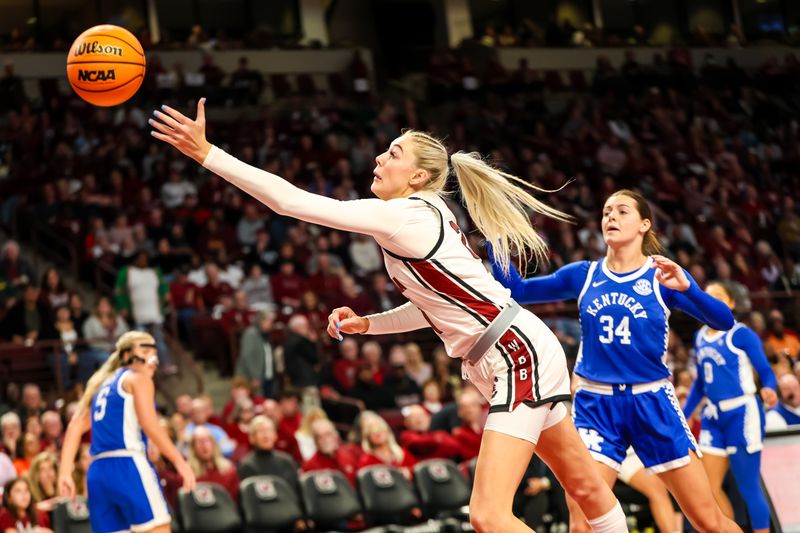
[766,402,800,429]
[492,257,734,473]
[88,367,170,533]
[683,322,776,530]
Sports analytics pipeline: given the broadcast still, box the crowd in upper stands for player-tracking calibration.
[2,40,800,529]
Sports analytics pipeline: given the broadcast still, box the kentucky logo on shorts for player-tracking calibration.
[633,279,653,296]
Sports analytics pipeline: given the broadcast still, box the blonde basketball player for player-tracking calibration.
[150,99,626,533]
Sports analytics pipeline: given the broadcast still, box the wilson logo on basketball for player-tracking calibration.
[73,40,123,57]
[77,69,116,82]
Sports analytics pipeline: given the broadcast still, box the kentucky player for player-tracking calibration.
[684,281,777,533]
[58,331,195,533]
[491,189,741,533]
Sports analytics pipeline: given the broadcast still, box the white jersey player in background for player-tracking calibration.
[150,98,627,533]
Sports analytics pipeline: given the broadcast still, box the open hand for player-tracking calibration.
[651,254,690,291]
[150,99,213,164]
[761,387,778,408]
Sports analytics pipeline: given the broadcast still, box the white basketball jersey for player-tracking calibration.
[381,192,512,358]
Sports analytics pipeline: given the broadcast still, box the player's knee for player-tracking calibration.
[690,509,725,533]
[564,474,606,508]
[470,505,514,533]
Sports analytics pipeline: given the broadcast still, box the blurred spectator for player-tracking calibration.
[240,264,273,311]
[765,309,800,362]
[399,405,461,460]
[766,374,800,430]
[514,455,565,531]
[403,343,432,387]
[385,347,422,408]
[0,477,51,532]
[236,204,264,247]
[28,451,58,512]
[39,411,62,453]
[0,284,57,344]
[261,399,302,462]
[235,310,277,397]
[200,263,234,310]
[0,240,33,292]
[186,397,236,458]
[237,415,299,493]
[17,385,45,422]
[351,363,392,410]
[115,251,173,371]
[13,432,41,475]
[421,380,444,414]
[302,418,360,485]
[361,341,386,385]
[337,276,374,316]
[271,261,305,309]
[294,408,329,462]
[226,398,256,461]
[188,426,240,503]
[68,293,89,333]
[161,169,197,209]
[169,268,202,343]
[38,268,69,313]
[0,452,13,487]
[220,377,263,426]
[229,56,263,105]
[358,415,416,479]
[82,296,129,372]
[452,388,485,460]
[53,306,79,387]
[0,412,22,459]
[283,315,319,389]
[349,234,382,276]
[333,338,362,393]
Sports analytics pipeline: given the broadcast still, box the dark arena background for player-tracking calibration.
[1,0,800,532]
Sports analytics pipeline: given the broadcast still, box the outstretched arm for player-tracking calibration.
[326,302,430,340]
[488,245,587,304]
[150,100,405,239]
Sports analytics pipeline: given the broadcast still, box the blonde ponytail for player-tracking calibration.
[76,330,155,415]
[404,130,571,276]
[448,152,571,275]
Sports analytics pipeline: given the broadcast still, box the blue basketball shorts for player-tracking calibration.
[87,452,171,532]
[572,379,700,474]
[699,395,765,456]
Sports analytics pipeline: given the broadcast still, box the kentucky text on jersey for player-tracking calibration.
[584,292,648,319]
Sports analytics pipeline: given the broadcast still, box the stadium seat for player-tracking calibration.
[299,469,362,527]
[413,459,471,518]
[357,465,419,522]
[240,475,304,530]
[177,482,242,533]
[52,497,92,533]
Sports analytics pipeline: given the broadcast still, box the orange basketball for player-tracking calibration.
[67,25,146,107]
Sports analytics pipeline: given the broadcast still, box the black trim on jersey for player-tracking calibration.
[488,394,572,414]
[401,262,489,327]
[511,325,541,403]
[382,196,445,262]
[430,258,498,306]
[493,339,514,412]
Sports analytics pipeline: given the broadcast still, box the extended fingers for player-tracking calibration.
[149,117,176,136]
[160,104,188,125]
[153,108,182,130]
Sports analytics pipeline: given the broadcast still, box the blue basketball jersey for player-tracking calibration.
[576,258,671,384]
[90,368,146,455]
[694,323,760,403]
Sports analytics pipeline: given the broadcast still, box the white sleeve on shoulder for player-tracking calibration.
[203,146,406,239]
[365,302,430,335]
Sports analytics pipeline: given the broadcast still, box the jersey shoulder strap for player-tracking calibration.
[577,260,599,304]
[382,196,445,262]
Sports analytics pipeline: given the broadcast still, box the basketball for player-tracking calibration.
[66,24,145,107]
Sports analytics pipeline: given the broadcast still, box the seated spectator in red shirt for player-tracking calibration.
[333,338,362,393]
[271,261,305,309]
[337,275,375,316]
[221,290,256,336]
[452,388,486,461]
[358,415,416,479]
[261,399,303,463]
[0,477,51,532]
[302,419,360,486]
[361,341,386,385]
[226,398,257,462]
[308,253,342,301]
[399,405,462,461]
[188,426,240,503]
[278,389,303,437]
[170,268,202,340]
[39,411,63,453]
[199,263,234,310]
[221,377,264,425]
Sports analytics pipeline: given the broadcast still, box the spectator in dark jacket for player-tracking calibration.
[237,415,299,493]
[282,315,319,388]
[0,284,57,343]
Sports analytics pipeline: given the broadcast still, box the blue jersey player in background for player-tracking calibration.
[683,281,777,533]
[491,189,742,533]
[58,331,195,533]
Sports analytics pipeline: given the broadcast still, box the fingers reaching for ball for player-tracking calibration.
[149,98,212,164]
